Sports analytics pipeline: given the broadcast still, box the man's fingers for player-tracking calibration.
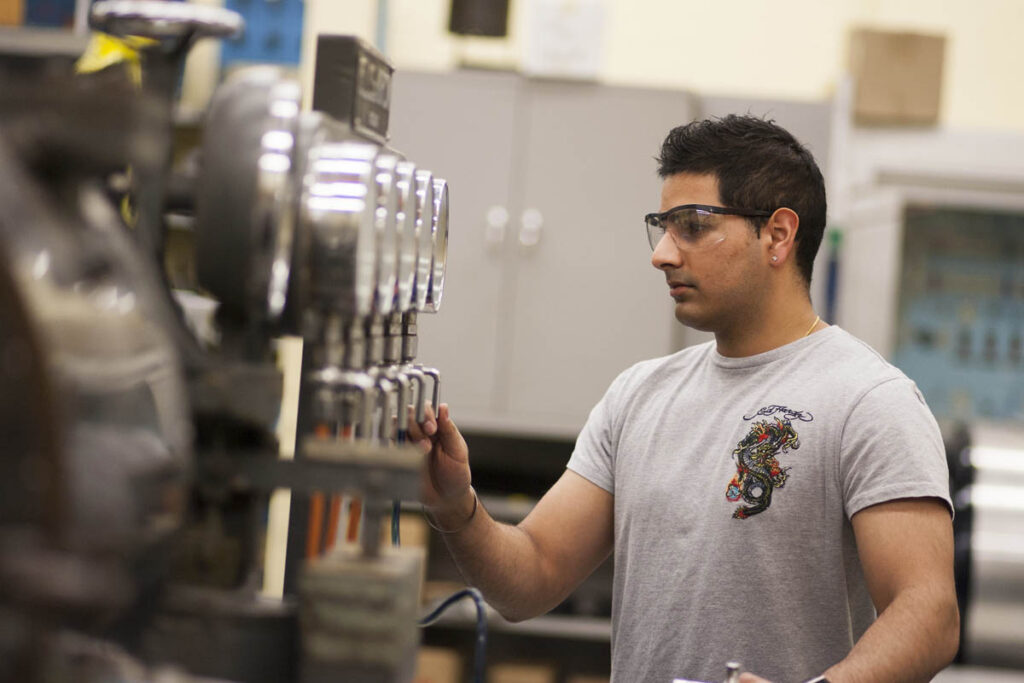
[406,406,427,441]
[420,402,437,435]
[406,403,437,440]
[435,403,467,461]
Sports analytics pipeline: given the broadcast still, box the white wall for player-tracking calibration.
[291,0,1024,133]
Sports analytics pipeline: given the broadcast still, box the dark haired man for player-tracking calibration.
[409,115,957,683]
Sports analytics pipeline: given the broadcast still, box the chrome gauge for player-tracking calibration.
[393,160,418,313]
[298,139,380,320]
[260,78,302,320]
[411,170,435,312]
[195,69,301,324]
[426,177,449,313]
[372,153,400,316]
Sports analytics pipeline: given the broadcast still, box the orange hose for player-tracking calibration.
[326,423,358,545]
[305,423,334,558]
[306,493,325,559]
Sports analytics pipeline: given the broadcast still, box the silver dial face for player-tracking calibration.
[300,139,380,319]
[89,1,243,39]
[195,68,302,325]
[259,78,302,321]
[373,153,400,316]
[393,160,417,313]
[412,170,435,312]
[426,178,449,313]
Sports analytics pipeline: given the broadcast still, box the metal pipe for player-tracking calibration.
[400,365,426,424]
[417,365,441,411]
[372,373,395,444]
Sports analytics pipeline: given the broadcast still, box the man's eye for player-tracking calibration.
[670,217,706,236]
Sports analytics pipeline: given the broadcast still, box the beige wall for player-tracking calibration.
[293,0,1024,133]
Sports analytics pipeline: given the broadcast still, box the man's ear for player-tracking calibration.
[764,207,799,267]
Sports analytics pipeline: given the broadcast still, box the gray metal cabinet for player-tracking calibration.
[388,70,519,423]
[389,71,696,437]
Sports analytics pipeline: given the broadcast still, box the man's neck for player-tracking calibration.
[714,297,821,358]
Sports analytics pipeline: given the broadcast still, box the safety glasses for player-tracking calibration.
[644,204,772,251]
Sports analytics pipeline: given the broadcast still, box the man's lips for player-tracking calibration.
[667,281,695,297]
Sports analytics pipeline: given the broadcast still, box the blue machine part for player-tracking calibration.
[24,0,76,27]
[892,206,1024,422]
[221,0,303,67]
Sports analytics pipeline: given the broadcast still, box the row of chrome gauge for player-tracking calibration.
[300,130,448,320]
[194,67,448,335]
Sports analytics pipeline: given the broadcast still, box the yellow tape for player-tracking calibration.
[75,33,157,86]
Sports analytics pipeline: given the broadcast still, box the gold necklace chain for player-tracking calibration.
[803,315,821,337]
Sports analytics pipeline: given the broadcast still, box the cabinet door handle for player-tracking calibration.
[519,208,543,247]
[485,205,509,246]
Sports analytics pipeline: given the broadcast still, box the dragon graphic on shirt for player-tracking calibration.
[726,406,811,519]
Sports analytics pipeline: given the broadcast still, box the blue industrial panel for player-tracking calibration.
[891,206,1024,422]
[24,0,76,27]
[221,0,304,67]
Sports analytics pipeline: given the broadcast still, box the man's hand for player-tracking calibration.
[405,403,614,622]
[738,674,771,683]
[407,402,472,514]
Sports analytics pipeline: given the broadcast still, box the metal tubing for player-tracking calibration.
[418,365,441,411]
[372,374,395,444]
[391,371,411,439]
[399,365,426,423]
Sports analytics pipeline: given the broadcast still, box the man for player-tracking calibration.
[409,115,958,683]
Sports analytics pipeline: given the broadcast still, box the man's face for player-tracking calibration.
[650,173,769,331]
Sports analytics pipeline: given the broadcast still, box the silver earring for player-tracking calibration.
[771,255,778,262]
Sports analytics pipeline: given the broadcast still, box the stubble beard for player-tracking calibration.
[672,275,765,337]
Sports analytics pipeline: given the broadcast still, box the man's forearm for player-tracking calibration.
[427,489,563,622]
[824,586,959,683]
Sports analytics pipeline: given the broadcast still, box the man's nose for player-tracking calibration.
[651,232,683,271]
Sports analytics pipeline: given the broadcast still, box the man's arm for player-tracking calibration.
[410,404,614,622]
[823,497,959,682]
[743,497,959,683]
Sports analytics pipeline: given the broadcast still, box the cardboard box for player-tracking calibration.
[380,512,428,550]
[488,662,558,683]
[394,512,430,551]
[0,0,24,25]
[415,647,463,683]
[849,27,946,126]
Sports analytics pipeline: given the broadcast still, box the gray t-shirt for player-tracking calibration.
[567,326,951,683]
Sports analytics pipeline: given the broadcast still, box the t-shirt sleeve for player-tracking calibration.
[839,376,952,518]
[566,367,636,495]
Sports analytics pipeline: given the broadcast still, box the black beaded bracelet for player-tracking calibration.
[423,488,479,534]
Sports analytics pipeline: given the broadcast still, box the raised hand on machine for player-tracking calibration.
[407,402,477,533]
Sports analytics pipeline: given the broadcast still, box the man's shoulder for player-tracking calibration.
[606,341,714,399]
[811,326,917,403]
[626,341,713,380]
